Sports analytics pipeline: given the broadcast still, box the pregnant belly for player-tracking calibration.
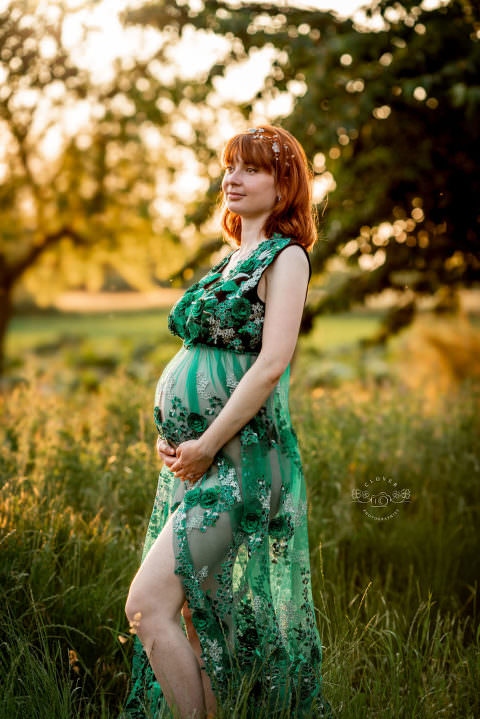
[153,343,257,449]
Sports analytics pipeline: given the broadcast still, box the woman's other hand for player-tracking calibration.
[156,436,177,468]
[168,438,215,484]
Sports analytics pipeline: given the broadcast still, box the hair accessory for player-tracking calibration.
[245,127,281,163]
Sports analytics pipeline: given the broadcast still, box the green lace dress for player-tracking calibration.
[122,232,333,718]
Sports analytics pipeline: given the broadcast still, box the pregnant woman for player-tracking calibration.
[122,125,333,719]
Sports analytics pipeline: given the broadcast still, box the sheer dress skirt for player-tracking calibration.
[122,342,333,719]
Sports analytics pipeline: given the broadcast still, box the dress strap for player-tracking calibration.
[255,237,312,284]
[240,236,311,306]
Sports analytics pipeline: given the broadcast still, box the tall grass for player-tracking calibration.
[293,378,480,716]
[1,355,479,717]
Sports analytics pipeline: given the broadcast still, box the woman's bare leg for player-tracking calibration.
[125,510,206,719]
[182,601,218,716]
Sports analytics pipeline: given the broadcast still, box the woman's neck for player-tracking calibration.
[237,219,270,253]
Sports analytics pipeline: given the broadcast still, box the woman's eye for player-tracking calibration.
[224,166,257,172]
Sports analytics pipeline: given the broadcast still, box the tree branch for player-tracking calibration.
[9,227,92,285]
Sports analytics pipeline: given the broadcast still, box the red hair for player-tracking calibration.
[218,124,318,252]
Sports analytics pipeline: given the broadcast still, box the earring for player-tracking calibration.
[277,194,282,201]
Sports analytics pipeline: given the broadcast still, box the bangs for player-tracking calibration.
[221,133,274,173]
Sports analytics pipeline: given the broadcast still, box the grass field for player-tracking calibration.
[1,309,479,718]
[6,307,385,355]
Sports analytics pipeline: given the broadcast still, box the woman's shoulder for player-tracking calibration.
[266,238,312,283]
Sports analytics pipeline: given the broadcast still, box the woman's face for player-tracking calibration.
[221,155,277,219]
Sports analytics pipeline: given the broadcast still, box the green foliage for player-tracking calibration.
[128,0,480,340]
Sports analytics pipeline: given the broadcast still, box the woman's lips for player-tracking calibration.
[228,193,244,198]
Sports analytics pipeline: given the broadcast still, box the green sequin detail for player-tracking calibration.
[121,234,333,718]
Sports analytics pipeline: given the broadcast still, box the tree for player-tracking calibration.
[0,0,217,377]
[126,0,480,339]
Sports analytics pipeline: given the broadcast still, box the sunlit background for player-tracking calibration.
[0,0,477,391]
[2,0,371,207]
[0,0,450,207]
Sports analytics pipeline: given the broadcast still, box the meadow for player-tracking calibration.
[1,308,479,718]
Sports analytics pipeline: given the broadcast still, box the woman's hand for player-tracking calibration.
[156,436,215,483]
[156,436,177,468]
[167,438,215,484]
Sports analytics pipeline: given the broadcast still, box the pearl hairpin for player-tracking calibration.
[245,127,295,166]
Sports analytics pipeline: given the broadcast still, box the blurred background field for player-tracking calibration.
[1,0,480,716]
[6,299,480,403]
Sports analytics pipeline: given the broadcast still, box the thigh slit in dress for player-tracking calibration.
[121,233,333,719]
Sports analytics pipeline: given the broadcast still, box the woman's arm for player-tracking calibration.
[197,244,310,458]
